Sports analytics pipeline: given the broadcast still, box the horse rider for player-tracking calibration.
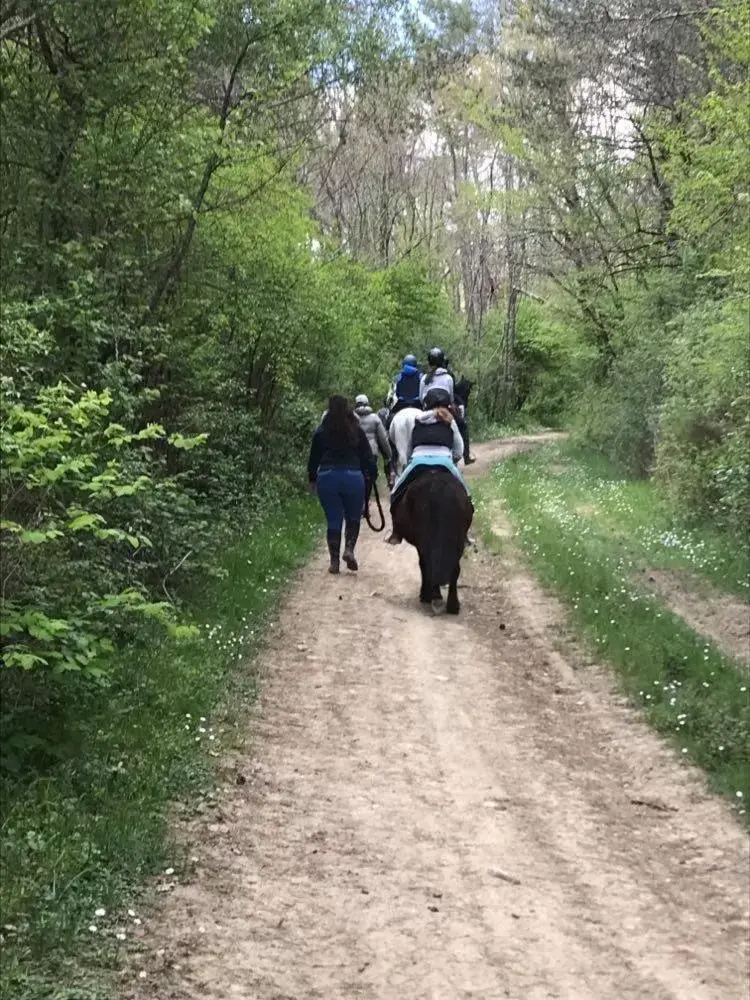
[453,374,475,465]
[387,354,422,416]
[387,386,466,545]
[354,394,394,496]
[419,347,454,404]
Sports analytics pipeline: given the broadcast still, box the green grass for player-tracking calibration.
[0,495,322,1000]
[474,442,749,819]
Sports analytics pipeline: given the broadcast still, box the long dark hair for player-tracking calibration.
[325,394,358,446]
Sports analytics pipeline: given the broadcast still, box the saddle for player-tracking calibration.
[391,463,454,508]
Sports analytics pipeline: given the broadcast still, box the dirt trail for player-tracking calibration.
[127,436,749,1000]
[644,569,749,668]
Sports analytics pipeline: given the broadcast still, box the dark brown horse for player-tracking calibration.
[391,467,473,614]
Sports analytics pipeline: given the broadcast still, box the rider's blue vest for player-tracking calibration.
[396,368,421,402]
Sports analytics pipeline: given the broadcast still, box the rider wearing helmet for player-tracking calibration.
[388,353,422,415]
[411,387,464,464]
[419,347,454,404]
[354,393,393,492]
[387,385,465,545]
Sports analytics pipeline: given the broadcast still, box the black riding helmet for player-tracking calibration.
[427,347,445,367]
[423,386,452,409]
[403,353,418,367]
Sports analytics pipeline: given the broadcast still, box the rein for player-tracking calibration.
[365,480,386,532]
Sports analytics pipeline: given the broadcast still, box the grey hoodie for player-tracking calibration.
[355,404,392,461]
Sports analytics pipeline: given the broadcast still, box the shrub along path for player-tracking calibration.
[122,437,748,1000]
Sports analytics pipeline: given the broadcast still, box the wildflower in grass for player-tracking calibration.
[88,925,98,933]
[94,908,106,918]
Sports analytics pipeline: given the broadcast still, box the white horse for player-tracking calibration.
[388,407,420,474]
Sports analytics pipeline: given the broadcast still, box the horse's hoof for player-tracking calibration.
[420,592,431,604]
[446,601,460,615]
[430,598,444,615]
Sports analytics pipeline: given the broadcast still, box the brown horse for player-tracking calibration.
[391,467,473,614]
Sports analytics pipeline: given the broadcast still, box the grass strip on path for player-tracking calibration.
[0,496,321,1000]
[473,442,749,821]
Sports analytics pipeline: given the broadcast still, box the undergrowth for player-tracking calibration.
[474,442,749,819]
[0,496,321,1000]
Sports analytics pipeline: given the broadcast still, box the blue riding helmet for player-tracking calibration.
[403,353,418,368]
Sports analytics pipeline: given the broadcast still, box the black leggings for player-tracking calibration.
[457,418,470,462]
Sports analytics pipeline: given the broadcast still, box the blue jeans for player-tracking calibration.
[316,468,365,533]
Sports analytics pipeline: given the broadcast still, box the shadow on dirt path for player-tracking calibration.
[124,435,749,1000]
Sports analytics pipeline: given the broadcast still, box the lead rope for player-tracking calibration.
[365,480,386,532]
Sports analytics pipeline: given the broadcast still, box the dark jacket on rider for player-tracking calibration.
[392,363,421,406]
[454,377,472,407]
[408,411,464,465]
[307,419,376,485]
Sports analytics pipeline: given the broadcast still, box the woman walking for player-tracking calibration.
[308,395,376,574]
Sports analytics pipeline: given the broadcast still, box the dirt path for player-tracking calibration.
[126,436,749,1000]
[643,569,749,668]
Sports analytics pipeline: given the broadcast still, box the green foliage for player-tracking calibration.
[0,496,320,1000]
[512,299,594,426]
[655,299,750,536]
[0,360,205,678]
[659,1,750,290]
[0,0,430,691]
[563,1,750,499]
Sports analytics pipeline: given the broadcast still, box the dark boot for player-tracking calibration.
[327,530,341,574]
[343,521,360,571]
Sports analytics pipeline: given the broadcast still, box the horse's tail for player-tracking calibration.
[425,476,461,587]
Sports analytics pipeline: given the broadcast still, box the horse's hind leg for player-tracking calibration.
[446,561,461,615]
[419,554,431,603]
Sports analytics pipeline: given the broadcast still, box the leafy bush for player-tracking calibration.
[655,298,750,536]
[0,371,204,677]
